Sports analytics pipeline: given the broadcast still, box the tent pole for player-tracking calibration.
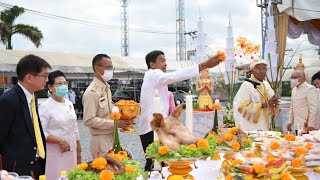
[133,69,136,102]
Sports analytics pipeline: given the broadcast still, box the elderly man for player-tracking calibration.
[233,60,279,131]
[287,69,319,133]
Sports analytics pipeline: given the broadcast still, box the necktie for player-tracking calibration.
[31,96,45,158]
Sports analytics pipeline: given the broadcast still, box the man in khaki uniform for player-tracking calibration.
[83,54,132,159]
[288,69,320,133]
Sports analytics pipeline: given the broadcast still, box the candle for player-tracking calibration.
[185,90,193,132]
[112,106,120,113]
[214,99,220,105]
[153,90,160,141]
[297,123,300,136]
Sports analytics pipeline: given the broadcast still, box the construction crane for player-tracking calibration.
[120,0,129,56]
[176,0,186,61]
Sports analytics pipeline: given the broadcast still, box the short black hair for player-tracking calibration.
[16,54,51,81]
[48,70,66,85]
[92,54,111,72]
[311,71,320,82]
[145,50,164,69]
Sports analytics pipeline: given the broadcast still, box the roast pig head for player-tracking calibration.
[150,104,198,150]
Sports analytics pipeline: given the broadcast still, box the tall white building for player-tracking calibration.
[224,15,237,84]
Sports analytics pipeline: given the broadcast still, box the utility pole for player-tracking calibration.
[176,0,186,61]
[256,0,268,59]
[120,0,129,56]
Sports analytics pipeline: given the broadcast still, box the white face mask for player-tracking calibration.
[291,79,299,88]
[101,70,113,82]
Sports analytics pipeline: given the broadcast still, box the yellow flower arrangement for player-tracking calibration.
[225,175,233,180]
[91,157,107,170]
[197,139,209,149]
[207,131,216,138]
[223,133,233,141]
[231,159,243,166]
[187,144,197,149]
[76,162,88,170]
[99,170,114,180]
[294,147,308,156]
[230,127,238,135]
[231,142,240,151]
[244,139,251,144]
[168,175,185,180]
[125,165,135,173]
[246,152,255,158]
[270,141,280,150]
[158,146,169,155]
[117,151,128,158]
[110,154,123,163]
[284,134,296,141]
[306,143,313,150]
[216,138,223,144]
[253,164,266,174]
[291,158,302,168]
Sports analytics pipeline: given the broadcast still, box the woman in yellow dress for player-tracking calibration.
[196,69,214,110]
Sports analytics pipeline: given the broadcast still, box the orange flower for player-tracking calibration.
[230,127,238,135]
[266,154,274,160]
[291,158,302,168]
[270,141,280,150]
[109,112,121,120]
[216,138,223,144]
[187,144,197,149]
[158,146,169,155]
[110,154,123,163]
[125,165,135,173]
[207,131,216,138]
[306,143,313,149]
[246,152,255,158]
[281,172,293,180]
[294,147,308,156]
[91,157,107,170]
[223,133,233,141]
[268,157,278,163]
[117,151,128,158]
[231,142,241,151]
[244,139,251,144]
[99,170,114,180]
[216,50,226,61]
[253,164,266,174]
[231,159,243,166]
[212,104,221,110]
[225,175,233,180]
[197,139,209,149]
[168,175,185,180]
[76,162,88,170]
[284,134,296,141]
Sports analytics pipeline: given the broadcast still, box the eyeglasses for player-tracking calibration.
[253,68,268,72]
[289,76,302,79]
[98,65,115,71]
[30,73,48,78]
[54,81,69,86]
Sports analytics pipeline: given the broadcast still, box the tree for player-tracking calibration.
[0,6,43,49]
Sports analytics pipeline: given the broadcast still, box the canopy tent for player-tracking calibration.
[277,0,320,46]
[0,49,132,73]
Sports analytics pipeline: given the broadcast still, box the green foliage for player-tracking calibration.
[281,81,291,97]
[223,105,235,128]
[68,169,99,180]
[115,158,142,180]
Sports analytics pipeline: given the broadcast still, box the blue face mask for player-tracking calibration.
[55,85,68,98]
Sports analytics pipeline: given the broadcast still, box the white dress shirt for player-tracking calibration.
[139,65,199,135]
[288,81,320,130]
[18,82,33,118]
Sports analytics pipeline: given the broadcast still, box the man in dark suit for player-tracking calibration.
[0,54,51,179]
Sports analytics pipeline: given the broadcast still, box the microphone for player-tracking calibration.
[244,78,261,89]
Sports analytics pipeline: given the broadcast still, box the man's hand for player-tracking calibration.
[117,119,134,129]
[287,123,292,132]
[308,127,316,131]
[268,96,280,109]
[201,54,221,69]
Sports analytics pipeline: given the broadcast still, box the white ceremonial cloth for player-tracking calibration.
[39,97,80,180]
[139,65,199,135]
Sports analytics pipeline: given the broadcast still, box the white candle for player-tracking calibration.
[185,91,193,132]
[112,106,120,113]
[214,99,220,105]
[297,123,300,136]
[153,90,160,141]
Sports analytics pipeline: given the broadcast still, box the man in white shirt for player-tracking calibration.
[139,50,221,171]
[287,69,320,133]
[311,71,320,124]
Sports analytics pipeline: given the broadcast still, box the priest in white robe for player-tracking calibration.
[233,60,279,131]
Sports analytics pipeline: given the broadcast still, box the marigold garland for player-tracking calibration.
[125,165,135,173]
[231,142,241,151]
[270,141,280,150]
[158,146,169,155]
[91,157,107,170]
[291,158,302,168]
[187,144,197,149]
[223,133,233,141]
[197,139,209,149]
[231,159,243,166]
[253,164,266,174]
[230,127,238,135]
[284,134,296,141]
[216,138,223,144]
[76,162,88,170]
[99,170,114,180]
